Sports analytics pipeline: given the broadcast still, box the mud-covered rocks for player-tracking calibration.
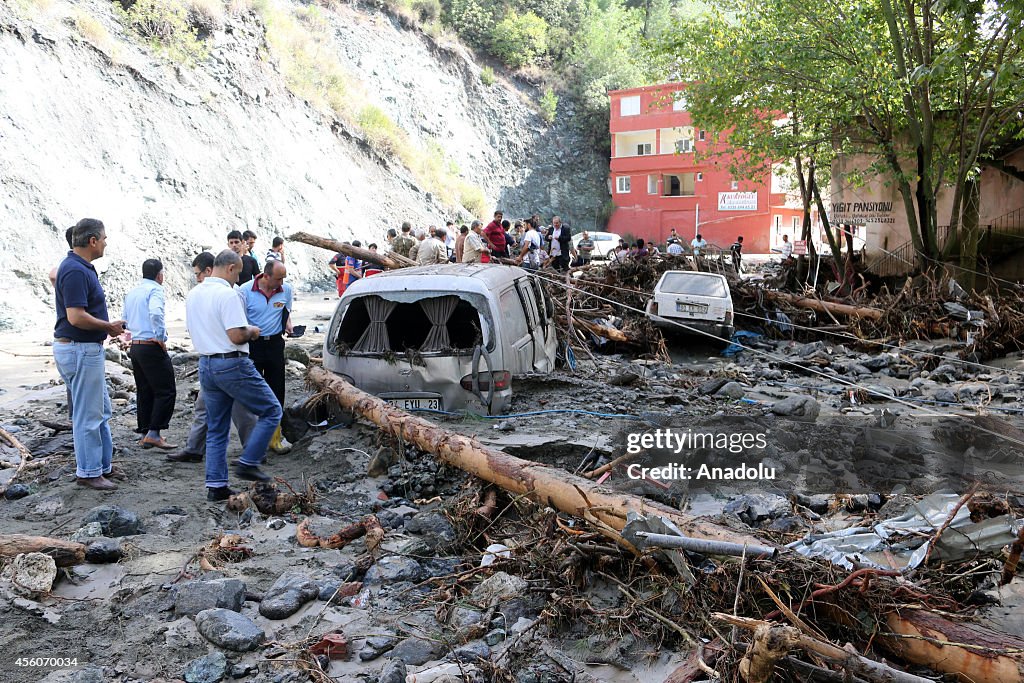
[194,608,266,651]
[258,572,318,619]
[175,578,247,616]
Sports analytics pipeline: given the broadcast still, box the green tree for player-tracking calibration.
[441,0,496,47]
[567,0,647,147]
[490,10,549,68]
[658,0,1024,278]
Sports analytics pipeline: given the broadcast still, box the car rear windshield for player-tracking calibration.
[658,273,728,297]
[334,294,485,355]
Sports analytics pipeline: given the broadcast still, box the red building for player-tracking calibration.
[607,83,803,254]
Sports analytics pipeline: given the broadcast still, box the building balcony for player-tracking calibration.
[611,153,701,174]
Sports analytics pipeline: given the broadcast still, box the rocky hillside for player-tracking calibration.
[0,0,607,328]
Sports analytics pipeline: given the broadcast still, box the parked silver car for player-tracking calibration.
[324,264,558,415]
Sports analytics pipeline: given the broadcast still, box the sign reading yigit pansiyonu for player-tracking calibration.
[718,191,758,211]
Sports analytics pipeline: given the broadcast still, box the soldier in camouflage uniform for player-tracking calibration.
[391,221,417,260]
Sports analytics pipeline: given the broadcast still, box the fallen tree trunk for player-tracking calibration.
[764,291,883,321]
[0,534,86,567]
[880,608,1024,683]
[557,315,635,344]
[307,366,770,552]
[715,613,934,683]
[287,231,415,270]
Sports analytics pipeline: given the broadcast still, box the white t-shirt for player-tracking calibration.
[781,240,793,258]
[186,277,250,355]
[691,238,707,254]
[549,227,562,257]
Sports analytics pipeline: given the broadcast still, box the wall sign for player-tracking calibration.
[718,192,758,211]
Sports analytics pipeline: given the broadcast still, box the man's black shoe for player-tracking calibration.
[167,450,203,463]
[234,464,271,482]
[207,486,236,502]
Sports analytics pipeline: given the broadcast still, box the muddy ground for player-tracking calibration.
[4,293,1024,683]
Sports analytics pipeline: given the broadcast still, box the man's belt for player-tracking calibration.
[53,337,74,343]
[204,351,249,359]
[131,340,162,346]
[253,332,283,341]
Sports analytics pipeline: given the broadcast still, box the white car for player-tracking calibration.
[572,231,622,260]
[645,271,735,340]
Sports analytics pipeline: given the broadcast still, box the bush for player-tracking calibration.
[539,86,557,123]
[119,0,207,64]
[74,11,116,53]
[490,10,548,69]
[442,0,494,47]
[480,65,495,86]
[458,184,488,218]
[186,0,224,34]
[263,5,352,118]
[412,0,440,23]
[358,105,403,156]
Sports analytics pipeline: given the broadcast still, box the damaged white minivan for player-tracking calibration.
[323,264,558,415]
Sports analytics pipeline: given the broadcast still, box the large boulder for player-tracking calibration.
[82,505,143,537]
[175,578,247,616]
[258,572,319,619]
[194,608,266,652]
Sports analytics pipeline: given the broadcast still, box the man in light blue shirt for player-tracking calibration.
[124,259,177,450]
[244,260,294,454]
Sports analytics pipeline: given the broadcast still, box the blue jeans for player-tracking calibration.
[53,341,113,478]
[199,356,282,489]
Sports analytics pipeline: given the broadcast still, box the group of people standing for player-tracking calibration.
[52,220,293,499]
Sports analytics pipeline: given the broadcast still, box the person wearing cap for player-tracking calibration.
[244,259,293,455]
[123,258,177,450]
[185,249,282,501]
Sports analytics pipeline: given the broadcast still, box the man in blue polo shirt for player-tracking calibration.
[244,260,293,454]
[53,218,128,492]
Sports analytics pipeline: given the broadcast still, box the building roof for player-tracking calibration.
[608,82,686,97]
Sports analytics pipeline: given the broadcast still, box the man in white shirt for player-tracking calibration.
[417,228,448,265]
[462,221,489,264]
[516,223,543,269]
[185,250,282,501]
[690,234,708,256]
[780,234,794,260]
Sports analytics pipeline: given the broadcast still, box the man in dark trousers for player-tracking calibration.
[185,250,282,500]
[547,215,577,271]
[730,236,744,274]
[243,259,293,454]
[53,218,128,491]
[123,258,177,450]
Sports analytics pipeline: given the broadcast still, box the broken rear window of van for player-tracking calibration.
[334,294,484,354]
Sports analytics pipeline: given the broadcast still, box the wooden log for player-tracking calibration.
[0,534,86,567]
[287,231,414,270]
[0,427,33,495]
[880,608,1024,683]
[714,613,934,683]
[764,291,884,321]
[557,315,635,344]
[307,366,771,552]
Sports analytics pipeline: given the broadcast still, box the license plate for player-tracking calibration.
[386,398,441,411]
[676,302,708,314]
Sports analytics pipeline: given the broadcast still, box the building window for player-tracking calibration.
[616,176,631,194]
[662,173,695,197]
[620,95,640,116]
[774,216,782,230]
[792,217,800,232]
[699,130,706,141]
[648,175,658,194]
[672,96,687,111]
[697,172,703,182]
[675,138,694,153]
[636,143,652,156]
[730,180,739,190]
